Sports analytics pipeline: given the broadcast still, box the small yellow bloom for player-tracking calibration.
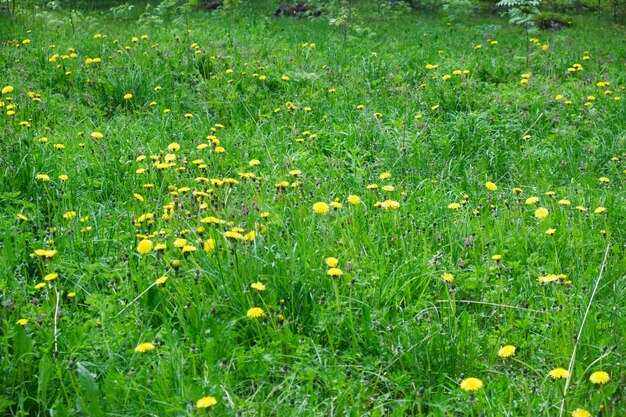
[485,181,497,191]
[347,195,361,205]
[44,272,58,281]
[196,396,217,409]
[498,345,516,358]
[155,276,168,285]
[247,307,265,319]
[313,202,330,214]
[134,342,156,353]
[534,207,549,219]
[589,371,610,385]
[123,93,133,100]
[572,409,591,417]
[35,282,47,290]
[441,273,454,282]
[17,319,28,326]
[137,239,153,255]
[251,281,266,291]
[460,377,483,391]
[325,257,339,268]
[549,367,570,379]
[327,267,343,277]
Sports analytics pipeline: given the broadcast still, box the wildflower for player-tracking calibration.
[534,208,549,219]
[63,211,77,220]
[545,228,556,235]
[196,396,217,409]
[549,367,570,379]
[181,245,196,254]
[59,175,68,181]
[247,307,265,319]
[572,409,591,417]
[441,273,454,283]
[380,200,400,210]
[34,249,57,258]
[123,93,133,100]
[203,239,216,252]
[1,85,14,95]
[485,181,497,191]
[137,239,153,255]
[347,195,361,205]
[325,257,339,268]
[498,345,516,358]
[589,371,610,385]
[90,132,103,139]
[525,196,539,205]
[36,174,50,181]
[327,268,343,277]
[594,207,606,214]
[134,193,144,202]
[251,281,266,291]
[134,342,156,353]
[17,213,29,222]
[35,282,46,290]
[44,272,58,281]
[448,202,461,209]
[460,378,483,391]
[313,202,330,214]
[155,276,168,285]
[558,199,571,205]
[168,142,180,152]
[17,319,28,326]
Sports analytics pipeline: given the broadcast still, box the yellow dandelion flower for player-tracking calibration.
[44,272,58,281]
[549,367,570,379]
[196,396,217,409]
[123,93,133,100]
[460,377,483,391]
[327,267,343,277]
[34,249,57,258]
[594,207,606,214]
[347,195,361,205]
[525,196,539,205]
[35,282,47,290]
[313,202,330,214]
[137,239,153,255]
[134,342,156,353]
[534,207,549,219]
[17,319,28,326]
[155,276,168,285]
[251,281,266,291]
[498,345,516,358]
[247,307,265,319]
[485,182,497,191]
[441,273,454,282]
[571,409,591,417]
[589,371,610,385]
[325,257,339,268]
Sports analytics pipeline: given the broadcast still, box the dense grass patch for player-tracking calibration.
[0,3,625,416]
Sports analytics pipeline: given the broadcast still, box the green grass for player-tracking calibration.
[0,2,625,416]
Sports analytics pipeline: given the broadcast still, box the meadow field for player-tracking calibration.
[0,1,625,415]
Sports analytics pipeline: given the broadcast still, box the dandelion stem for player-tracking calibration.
[557,243,611,417]
[53,287,60,355]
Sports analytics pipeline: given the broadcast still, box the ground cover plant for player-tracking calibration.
[0,1,625,415]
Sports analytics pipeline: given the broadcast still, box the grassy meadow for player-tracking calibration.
[1,2,625,416]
